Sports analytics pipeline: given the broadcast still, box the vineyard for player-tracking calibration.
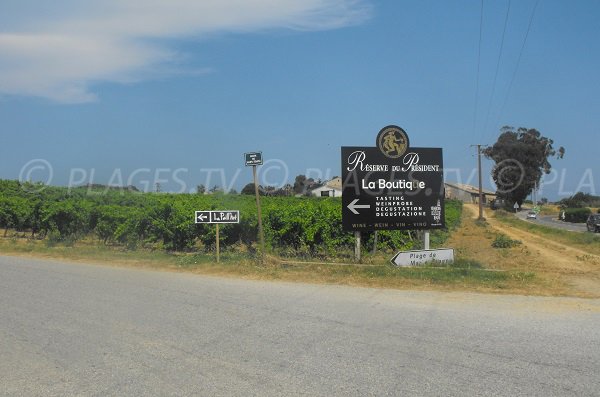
[0,180,462,259]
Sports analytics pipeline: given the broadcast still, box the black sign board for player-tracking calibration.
[244,152,263,166]
[341,146,444,231]
[195,210,240,224]
[195,211,211,223]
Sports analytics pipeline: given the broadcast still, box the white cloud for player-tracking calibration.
[0,0,370,103]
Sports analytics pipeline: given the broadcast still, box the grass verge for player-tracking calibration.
[0,237,536,294]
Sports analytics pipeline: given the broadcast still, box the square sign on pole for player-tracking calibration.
[341,125,445,231]
[244,152,263,166]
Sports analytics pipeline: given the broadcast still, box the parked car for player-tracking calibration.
[587,214,600,233]
[526,211,537,219]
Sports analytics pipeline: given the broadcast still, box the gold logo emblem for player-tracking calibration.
[376,125,409,158]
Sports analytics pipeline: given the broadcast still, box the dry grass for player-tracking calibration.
[0,233,536,295]
[448,205,600,298]
[2,206,598,298]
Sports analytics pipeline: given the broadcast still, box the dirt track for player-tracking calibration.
[461,204,600,297]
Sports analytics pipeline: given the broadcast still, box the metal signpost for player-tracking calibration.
[195,210,240,263]
[342,125,446,263]
[244,152,265,257]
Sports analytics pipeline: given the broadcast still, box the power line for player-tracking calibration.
[496,0,541,128]
[471,0,485,141]
[482,0,512,141]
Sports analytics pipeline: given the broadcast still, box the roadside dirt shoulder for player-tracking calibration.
[462,204,600,297]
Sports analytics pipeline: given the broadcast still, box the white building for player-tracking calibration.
[444,182,496,204]
[311,177,342,197]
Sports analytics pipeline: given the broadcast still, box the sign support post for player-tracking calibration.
[354,231,361,262]
[424,230,430,250]
[245,152,265,259]
[195,210,240,263]
[372,230,378,254]
[216,223,220,263]
[253,165,265,257]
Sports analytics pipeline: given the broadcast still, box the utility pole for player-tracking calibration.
[471,144,487,220]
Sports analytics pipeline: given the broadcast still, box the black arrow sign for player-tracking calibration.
[195,211,211,223]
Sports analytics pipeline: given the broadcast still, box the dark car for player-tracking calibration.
[587,214,600,233]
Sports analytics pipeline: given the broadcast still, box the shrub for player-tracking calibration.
[564,207,591,223]
[95,205,131,244]
[0,179,463,257]
[40,199,92,242]
[559,192,600,208]
[491,234,522,248]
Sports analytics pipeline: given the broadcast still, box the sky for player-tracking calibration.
[1,0,599,200]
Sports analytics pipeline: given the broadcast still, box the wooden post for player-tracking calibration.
[253,165,265,256]
[355,231,361,262]
[216,223,220,263]
[372,230,378,254]
[476,144,485,220]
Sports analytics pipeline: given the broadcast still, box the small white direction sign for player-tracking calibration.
[195,210,240,224]
[212,211,239,223]
[391,248,454,267]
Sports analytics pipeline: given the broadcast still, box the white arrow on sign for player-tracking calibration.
[347,198,371,215]
[197,213,208,222]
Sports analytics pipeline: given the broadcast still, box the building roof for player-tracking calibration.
[445,182,495,196]
[324,177,342,190]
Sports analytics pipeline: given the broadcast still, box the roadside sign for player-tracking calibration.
[341,126,444,231]
[195,211,210,223]
[244,152,263,166]
[211,211,239,223]
[195,210,240,263]
[391,248,454,267]
[195,210,240,224]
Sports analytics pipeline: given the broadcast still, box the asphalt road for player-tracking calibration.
[516,211,588,233]
[2,255,599,397]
